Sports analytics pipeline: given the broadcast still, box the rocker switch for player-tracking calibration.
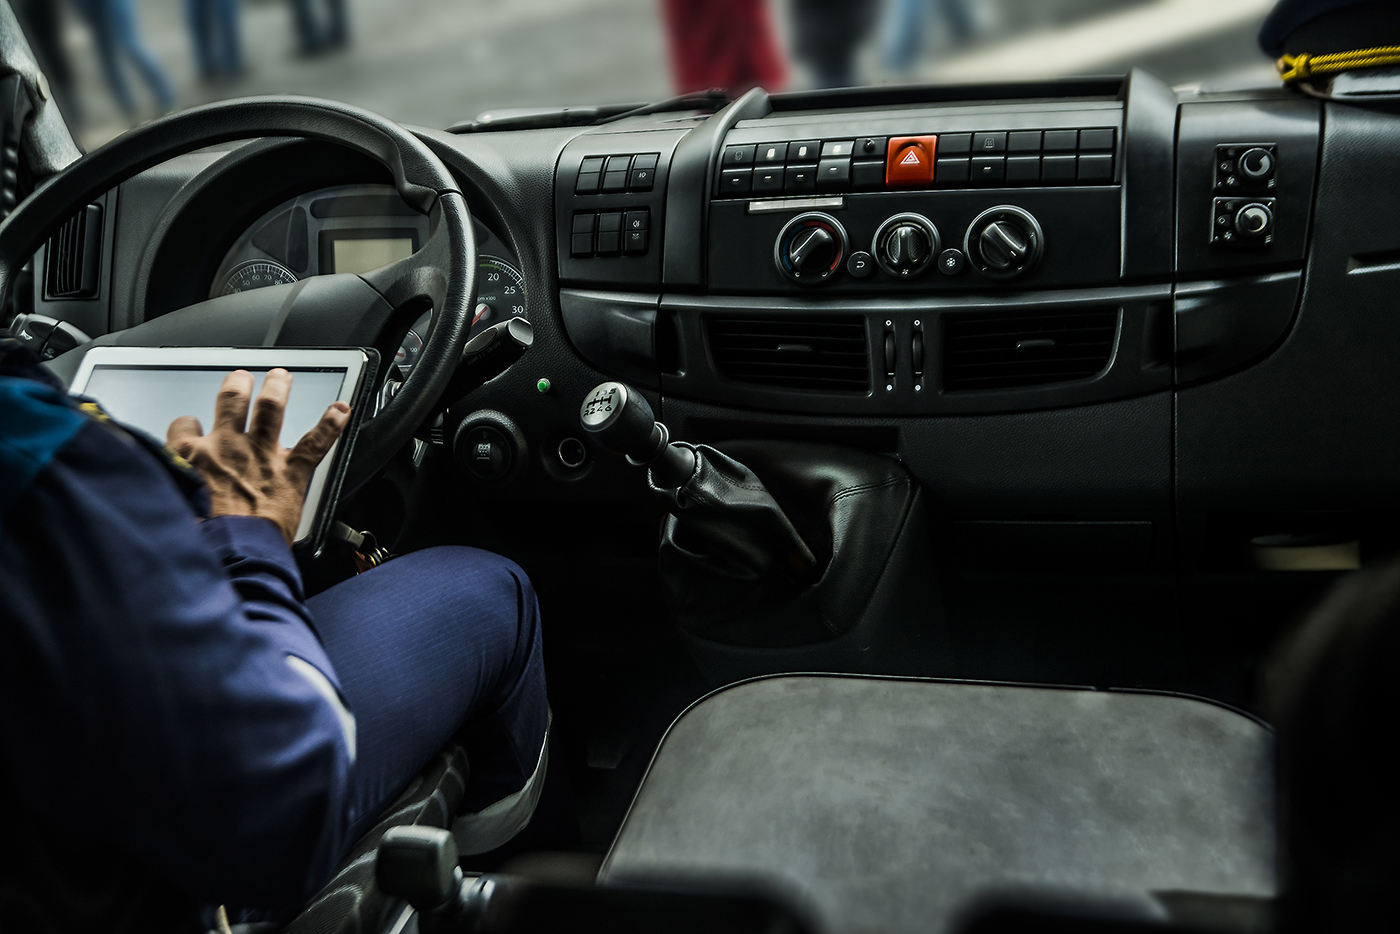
[883,330,896,378]
[911,329,925,376]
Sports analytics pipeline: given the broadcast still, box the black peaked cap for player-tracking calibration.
[1260,0,1400,58]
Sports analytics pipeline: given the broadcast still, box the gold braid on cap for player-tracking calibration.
[1278,44,1400,83]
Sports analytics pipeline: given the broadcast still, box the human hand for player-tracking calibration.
[167,369,351,544]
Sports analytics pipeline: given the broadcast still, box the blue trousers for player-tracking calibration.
[72,0,175,114]
[306,546,550,845]
[186,0,243,78]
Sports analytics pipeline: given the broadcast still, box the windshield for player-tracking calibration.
[13,0,1280,150]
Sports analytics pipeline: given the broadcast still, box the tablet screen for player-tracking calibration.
[71,347,369,547]
[82,366,348,450]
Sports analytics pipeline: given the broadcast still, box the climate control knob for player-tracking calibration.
[1234,202,1274,238]
[775,212,849,285]
[964,205,1045,279]
[1237,148,1274,179]
[873,213,941,278]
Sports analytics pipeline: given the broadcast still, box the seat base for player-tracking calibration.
[601,675,1275,934]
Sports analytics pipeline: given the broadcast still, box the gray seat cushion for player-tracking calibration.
[600,676,1275,934]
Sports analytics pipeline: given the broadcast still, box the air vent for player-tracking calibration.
[943,309,1118,391]
[45,204,103,299]
[707,314,869,392]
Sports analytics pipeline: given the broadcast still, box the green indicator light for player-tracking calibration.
[536,378,551,393]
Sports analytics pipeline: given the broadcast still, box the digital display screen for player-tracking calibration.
[331,237,414,274]
[82,366,347,450]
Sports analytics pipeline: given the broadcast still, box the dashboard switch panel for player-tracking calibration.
[1212,198,1275,247]
[1215,144,1277,193]
[556,131,683,286]
[573,152,663,196]
[1176,100,1318,276]
[715,126,1117,198]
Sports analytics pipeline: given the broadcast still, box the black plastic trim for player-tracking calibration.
[1174,271,1301,386]
[559,289,660,389]
[1120,69,1178,282]
[663,88,772,287]
[765,77,1127,112]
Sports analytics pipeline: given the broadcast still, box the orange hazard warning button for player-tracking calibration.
[885,136,938,188]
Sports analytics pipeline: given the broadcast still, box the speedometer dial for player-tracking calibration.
[395,256,528,376]
[221,260,299,295]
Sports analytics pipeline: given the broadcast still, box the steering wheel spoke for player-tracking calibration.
[361,200,455,319]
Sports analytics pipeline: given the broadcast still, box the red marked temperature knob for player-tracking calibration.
[774,212,849,285]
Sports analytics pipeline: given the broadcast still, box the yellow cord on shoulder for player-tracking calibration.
[1278,44,1400,83]
[78,401,110,423]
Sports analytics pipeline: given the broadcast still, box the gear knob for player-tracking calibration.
[580,382,665,461]
[580,381,695,487]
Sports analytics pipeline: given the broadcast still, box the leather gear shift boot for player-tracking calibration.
[653,440,916,648]
[654,443,820,626]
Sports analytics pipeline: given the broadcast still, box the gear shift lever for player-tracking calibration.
[580,382,696,488]
[580,381,819,624]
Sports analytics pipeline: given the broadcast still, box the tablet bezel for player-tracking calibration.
[70,346,371,546]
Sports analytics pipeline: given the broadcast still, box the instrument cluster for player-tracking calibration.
[212,183,528,376]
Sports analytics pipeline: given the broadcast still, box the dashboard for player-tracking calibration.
[30,70,1400,598]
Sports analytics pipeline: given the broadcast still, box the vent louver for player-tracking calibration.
[943,309,1118,391]
[45,204,103,299]
[707,314,869,392]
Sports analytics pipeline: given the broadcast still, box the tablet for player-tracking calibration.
[70,346,376,549]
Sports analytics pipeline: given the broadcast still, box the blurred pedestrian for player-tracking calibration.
[885,0,975,76]
[70,0,176,118]
[660,0,785,95]
[187,0,244,82]
[790,0,879,89]
[12,0,82,125]
[291,0,351,55]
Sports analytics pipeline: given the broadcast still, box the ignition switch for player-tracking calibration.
[453,410,526,483]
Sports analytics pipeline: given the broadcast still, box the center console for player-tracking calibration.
[709,114,1120,294]
[550,71,1319,421]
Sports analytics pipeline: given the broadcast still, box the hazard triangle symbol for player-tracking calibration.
[900,149,922,166]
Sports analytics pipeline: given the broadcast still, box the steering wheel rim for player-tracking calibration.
[0,96,477,484]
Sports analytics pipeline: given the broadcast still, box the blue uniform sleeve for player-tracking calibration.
[0,378,355,909]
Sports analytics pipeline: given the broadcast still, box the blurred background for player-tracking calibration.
[10,0,1282,151]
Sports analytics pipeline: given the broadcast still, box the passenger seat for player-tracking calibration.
[600,676,1275,934]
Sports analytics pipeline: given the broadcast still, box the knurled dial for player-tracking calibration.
[964,205,1045,279]
[1234,202,1274,237]
[873,213,941,278]
[774,212,849,285]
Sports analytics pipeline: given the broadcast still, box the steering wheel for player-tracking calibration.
[0,97,477,488]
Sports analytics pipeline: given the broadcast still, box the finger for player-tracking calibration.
[166,415,203,455]
[248,368,292,448]
[166,415,203,445]
[213,370,254,433]
[286,402,351,486]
